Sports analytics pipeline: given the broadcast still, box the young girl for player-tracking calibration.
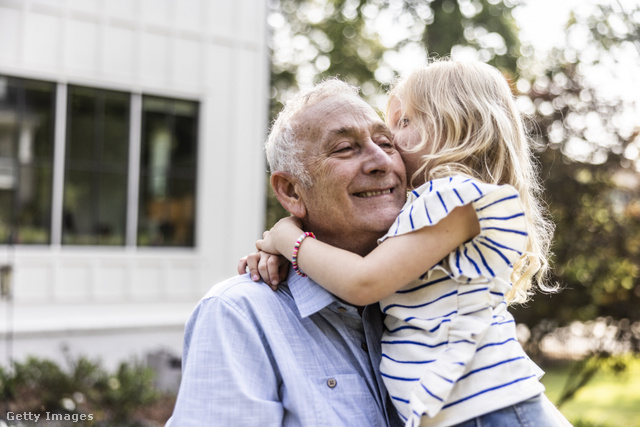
[252,59,565,426]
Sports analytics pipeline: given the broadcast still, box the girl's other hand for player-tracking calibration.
[257,216,304,255]
[237,250,290,290]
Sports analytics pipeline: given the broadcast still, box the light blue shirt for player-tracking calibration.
[167,268,402,427]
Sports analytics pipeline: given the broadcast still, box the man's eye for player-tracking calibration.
[377,137,394,150]
[334,145,353,153]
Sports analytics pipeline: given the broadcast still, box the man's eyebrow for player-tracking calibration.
[329,122,390,137]
[329,126,357,137]
[372,122,391,134]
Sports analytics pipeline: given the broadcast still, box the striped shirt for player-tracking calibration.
[378,175,545,427]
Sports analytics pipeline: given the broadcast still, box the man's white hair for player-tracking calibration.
[265,78,361,187]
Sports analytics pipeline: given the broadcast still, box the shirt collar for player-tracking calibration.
[286,267,339,318]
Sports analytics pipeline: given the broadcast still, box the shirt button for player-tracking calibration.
[337,307,346,313]
[327,378,337,388]
[361,342,368,352]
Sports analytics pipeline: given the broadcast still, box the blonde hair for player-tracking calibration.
[387,59,555,304]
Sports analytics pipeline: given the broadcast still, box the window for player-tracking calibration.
[0,77,55,244]
[63,86,130,245]
[138,96,198,247]
[0,75,199,248]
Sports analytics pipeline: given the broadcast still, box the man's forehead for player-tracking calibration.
[296,95,385,136]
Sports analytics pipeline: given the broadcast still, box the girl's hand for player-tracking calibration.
[256,216,304,256]
[237,216,304,289]
[237,251,290,290]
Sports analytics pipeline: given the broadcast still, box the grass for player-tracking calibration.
[542,356,640,427]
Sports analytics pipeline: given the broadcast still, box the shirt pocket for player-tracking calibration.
[311,374,383,427]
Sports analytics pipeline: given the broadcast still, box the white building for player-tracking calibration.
[0,0,269,369]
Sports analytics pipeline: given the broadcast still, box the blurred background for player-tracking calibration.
[1,0,639,426]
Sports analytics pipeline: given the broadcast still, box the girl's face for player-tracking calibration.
[387,97,428,187]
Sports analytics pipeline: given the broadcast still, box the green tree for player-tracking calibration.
[264,0,640,412]
[269,0,521,109]
[265,0,640,354]
[266,0,523,226]
[512,1,640,341]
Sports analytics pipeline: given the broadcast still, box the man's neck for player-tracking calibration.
[309,230,380,257]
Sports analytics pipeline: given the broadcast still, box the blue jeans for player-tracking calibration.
[452,395,568,427]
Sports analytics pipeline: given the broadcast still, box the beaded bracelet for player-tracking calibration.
[292,232,316,277]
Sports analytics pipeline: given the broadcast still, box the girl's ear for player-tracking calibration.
[271,172,307,219]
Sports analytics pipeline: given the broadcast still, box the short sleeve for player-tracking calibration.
[380,175,528,280]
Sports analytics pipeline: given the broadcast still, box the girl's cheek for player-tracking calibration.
[394,136,410,151]
[399,150,412,168]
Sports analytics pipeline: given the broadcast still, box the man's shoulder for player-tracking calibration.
[197,274,293,314]
[203,273,276,298]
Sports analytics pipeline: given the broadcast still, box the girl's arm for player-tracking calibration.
[258,204,480,305]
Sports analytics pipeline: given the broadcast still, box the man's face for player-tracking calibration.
[294,94,407,255]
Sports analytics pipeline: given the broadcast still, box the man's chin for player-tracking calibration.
[364,209,401,234]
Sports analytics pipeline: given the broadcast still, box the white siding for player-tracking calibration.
[0,0,269,365]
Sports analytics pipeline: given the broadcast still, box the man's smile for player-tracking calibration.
[353,188,394,198]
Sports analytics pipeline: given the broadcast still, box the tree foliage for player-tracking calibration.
[265,0,640,348]
[266,0,523,226]
[513,1,640,336]
[268,0,521,114]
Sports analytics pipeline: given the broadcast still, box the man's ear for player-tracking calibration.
[271,172,307,219]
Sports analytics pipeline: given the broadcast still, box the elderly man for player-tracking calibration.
[167,79,406,426]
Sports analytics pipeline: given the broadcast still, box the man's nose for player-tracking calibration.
[362,140,393,175]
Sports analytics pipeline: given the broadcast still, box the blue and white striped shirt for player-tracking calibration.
[167,269,403,427]
[379,175,545,427]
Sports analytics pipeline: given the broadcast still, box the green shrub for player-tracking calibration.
[0,354,172,426]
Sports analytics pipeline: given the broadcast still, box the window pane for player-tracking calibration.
[138,96,198,247]
[62,170,94,244]
[0,78,19,158]
[67,87,96,165]
[103,91,130,165]
[63,86,129,245]
[97,172,127,245]
[25,79,55,160]
[18,165,52,244]
[0,75,55,244]
[0,190,14,242]
[175,102,198,171]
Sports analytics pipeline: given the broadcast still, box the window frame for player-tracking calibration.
[0,74,200,249]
